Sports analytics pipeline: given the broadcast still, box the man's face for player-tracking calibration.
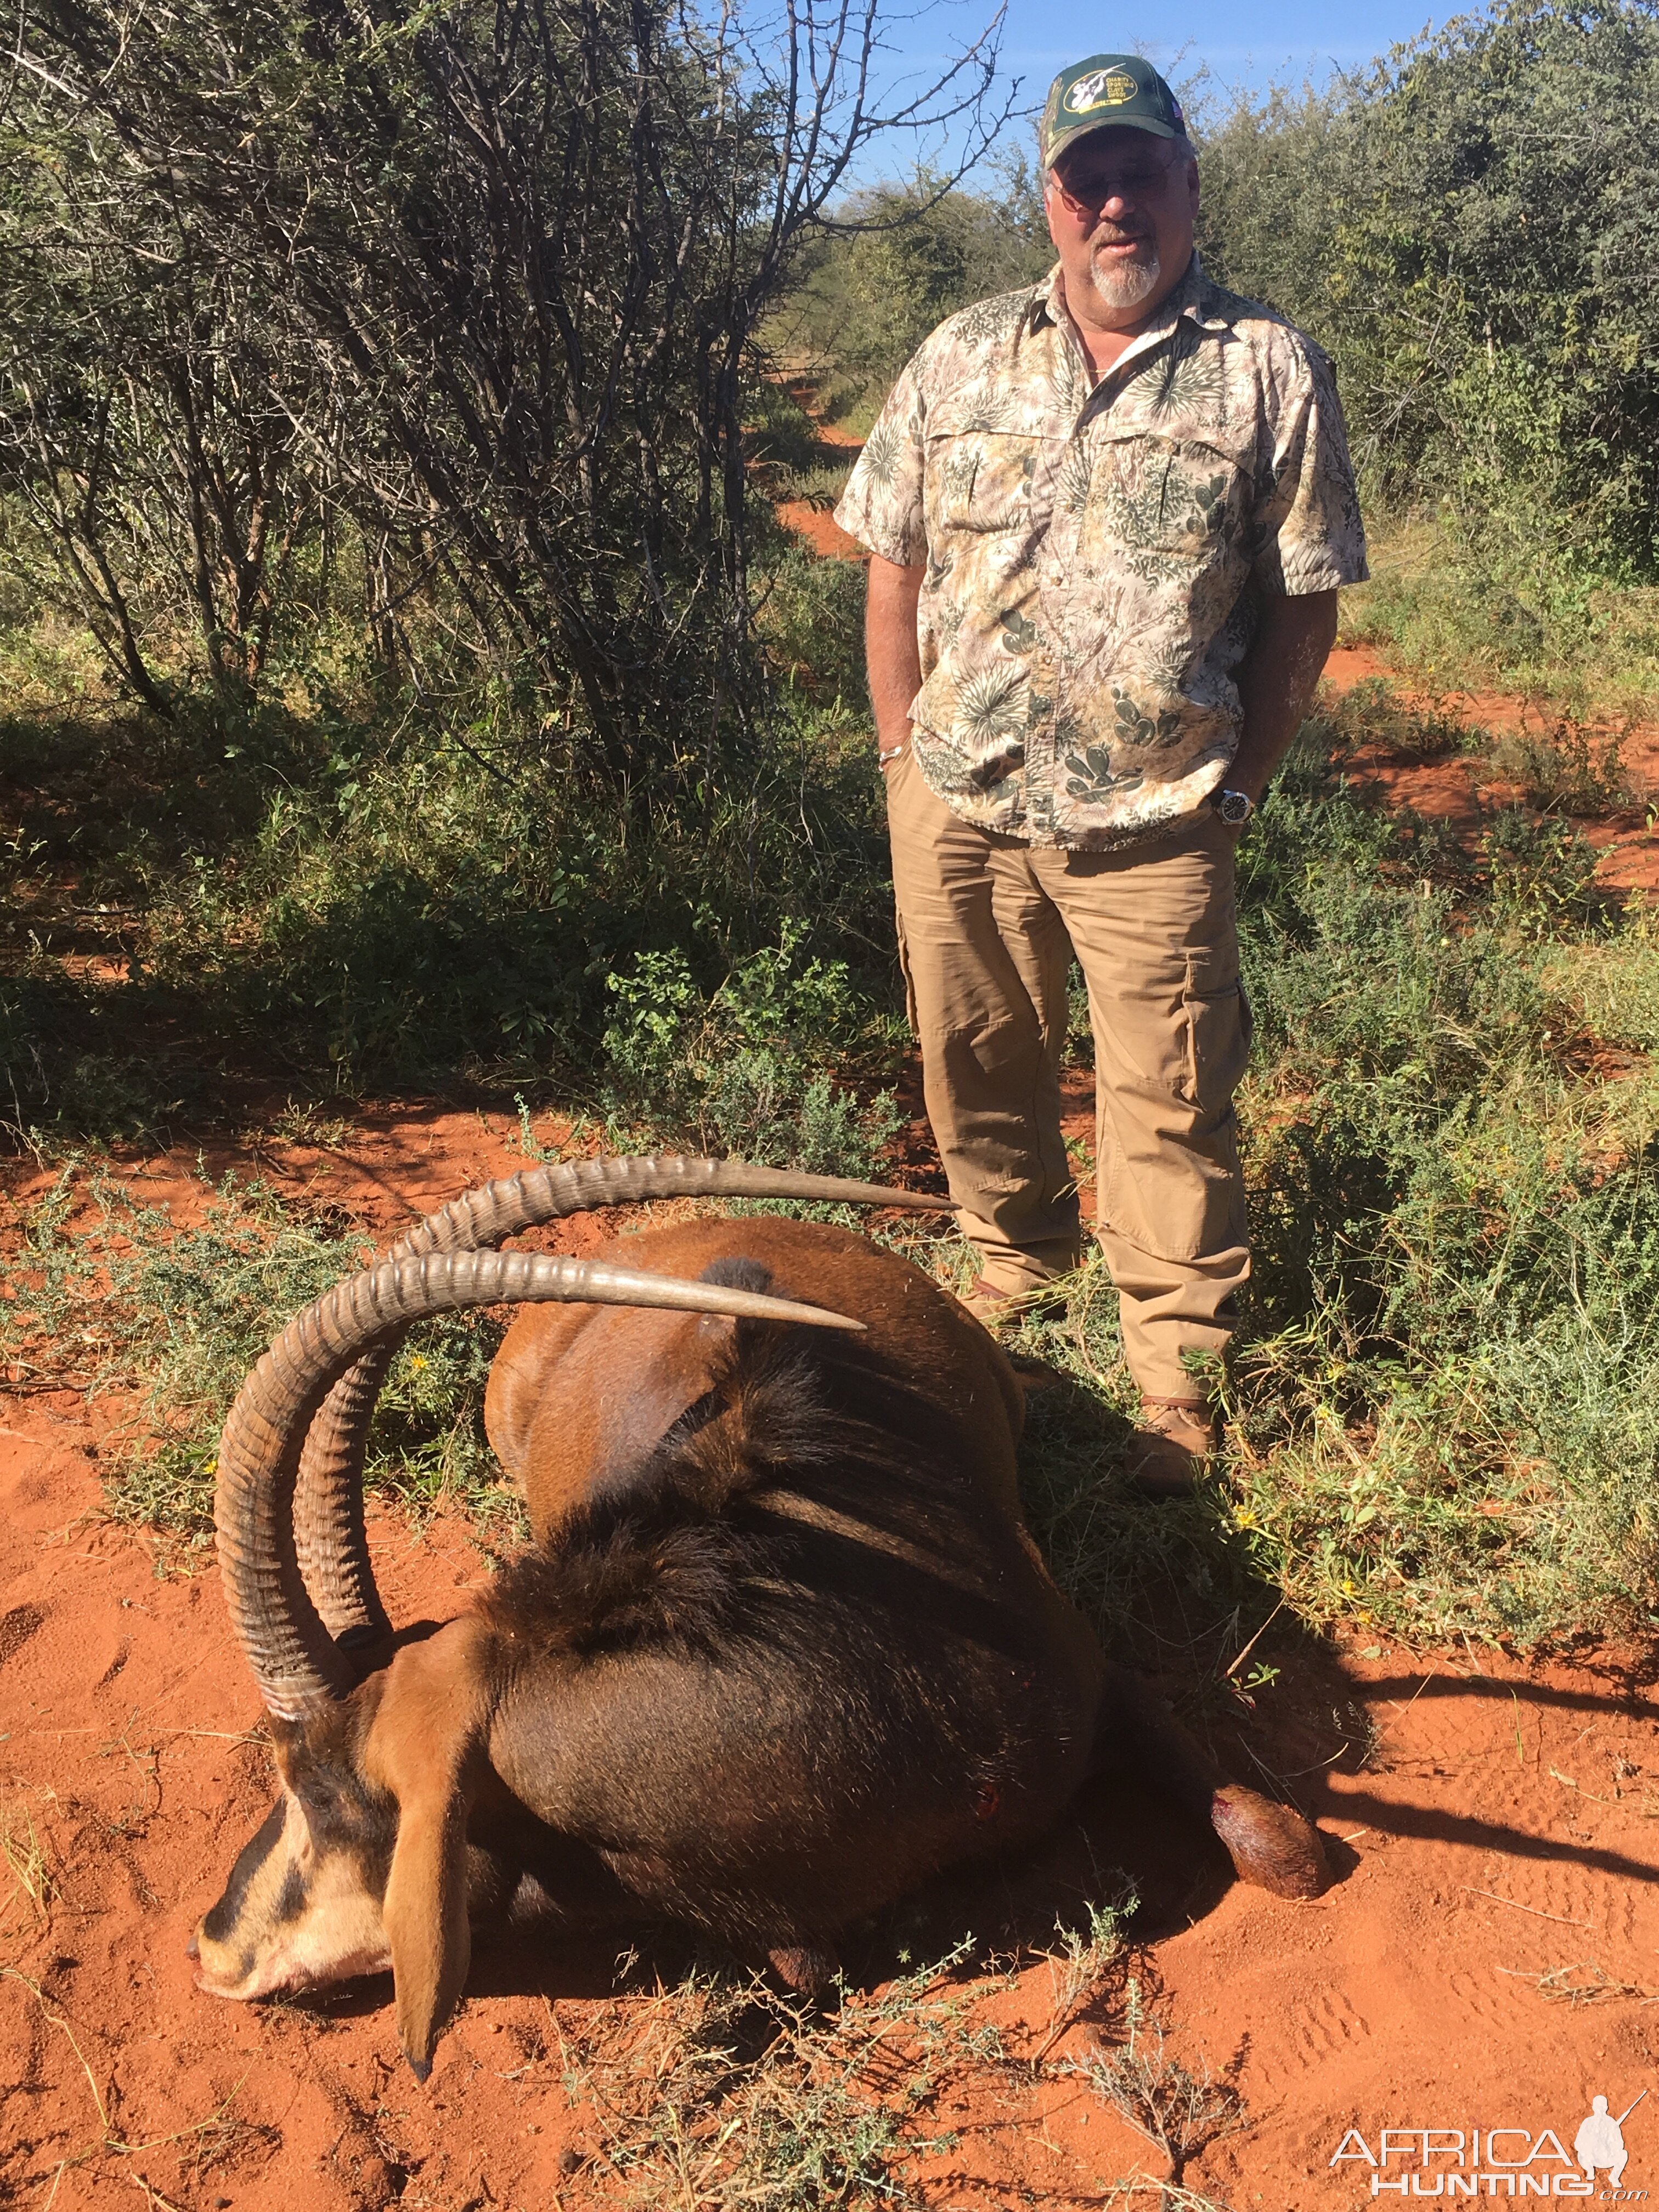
[1044,125,1199,328]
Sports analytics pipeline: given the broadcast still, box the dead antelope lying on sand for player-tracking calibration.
[193,1157,1325,2078]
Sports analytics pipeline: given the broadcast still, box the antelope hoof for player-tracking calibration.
[768,1943,839,1996]
[1209,1786,1328,1899]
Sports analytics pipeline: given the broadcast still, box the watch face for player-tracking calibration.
[1218,790,1251,825]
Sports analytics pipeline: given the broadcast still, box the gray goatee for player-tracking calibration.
[1086,242,1162,313]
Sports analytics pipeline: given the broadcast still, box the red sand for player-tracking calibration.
[5,1114,1659,2208]
[1324,644,1659,899]
[775,497,866,561]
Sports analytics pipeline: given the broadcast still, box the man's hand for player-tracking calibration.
[865,556,926,767]
[1229,589,1340,804]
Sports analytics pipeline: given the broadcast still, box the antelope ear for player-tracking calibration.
[365,1622,493,2081]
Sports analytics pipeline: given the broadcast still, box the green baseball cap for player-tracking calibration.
[1040,54,1187,170]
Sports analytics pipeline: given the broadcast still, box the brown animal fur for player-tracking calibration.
[199,1215,1327,2078]
[484,1216,1028,1539]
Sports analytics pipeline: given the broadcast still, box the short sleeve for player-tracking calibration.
[832,349,928,568]
[1251,341,1369,596]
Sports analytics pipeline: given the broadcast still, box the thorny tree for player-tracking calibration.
[0,86,315,712]
[3,0,1013,779]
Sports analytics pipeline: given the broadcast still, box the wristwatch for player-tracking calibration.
[1214,788,1255,827]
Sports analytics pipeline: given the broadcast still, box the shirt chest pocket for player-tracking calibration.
[1088,431,1255,561]
[924,430,1053,536]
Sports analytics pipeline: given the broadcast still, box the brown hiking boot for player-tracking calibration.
[1124,1398,1216,1498]
[960,1276,1021,1328]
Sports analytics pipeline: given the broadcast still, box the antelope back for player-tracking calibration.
[483,1217,1027,1541]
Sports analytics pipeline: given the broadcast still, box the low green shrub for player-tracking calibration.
[1480,811,1607,938]
[0,666,901,1142]
[601,922,902,1179]
[755,540,866,707]
[1490,723,1631,819]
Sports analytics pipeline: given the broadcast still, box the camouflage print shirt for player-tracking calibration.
[833,259,1369,849]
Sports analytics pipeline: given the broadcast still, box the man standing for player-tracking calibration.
[833,53,1368,1493]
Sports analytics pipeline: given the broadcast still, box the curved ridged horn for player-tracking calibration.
[294,1158,947,1640]
[218,1245,867,1719]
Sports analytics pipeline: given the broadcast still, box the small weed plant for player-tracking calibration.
[1492,720,1631,819]
[1065,1978,1246,2188]
[1480,810,1605,937]
[557,1939,1006,2209]
[555,1903,1130,2209]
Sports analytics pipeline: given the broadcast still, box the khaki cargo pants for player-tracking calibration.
[885,744,1251,1402]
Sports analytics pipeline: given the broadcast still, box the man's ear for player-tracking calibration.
[364,1620,493,2081]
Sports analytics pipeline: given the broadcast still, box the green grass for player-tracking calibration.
[0,556,900,1149]
[1343,512,1659,724]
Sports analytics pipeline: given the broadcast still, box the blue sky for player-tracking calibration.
[995,0,1451,95]
[855,0,1462,176]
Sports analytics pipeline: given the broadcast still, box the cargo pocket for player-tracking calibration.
[1178,963,1251,1109]
[925,429,1048,534]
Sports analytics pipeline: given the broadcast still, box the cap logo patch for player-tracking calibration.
[1065,67,1138,113]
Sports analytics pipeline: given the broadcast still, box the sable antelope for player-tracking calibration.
[193,1158,1326,2079]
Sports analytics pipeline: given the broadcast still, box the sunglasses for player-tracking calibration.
[1049,155,1179,220]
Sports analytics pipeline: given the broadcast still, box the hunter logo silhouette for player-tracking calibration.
[1064,68,1137,113]
[1576,2092,1643,2190]
[1329,2092,1647,2195]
